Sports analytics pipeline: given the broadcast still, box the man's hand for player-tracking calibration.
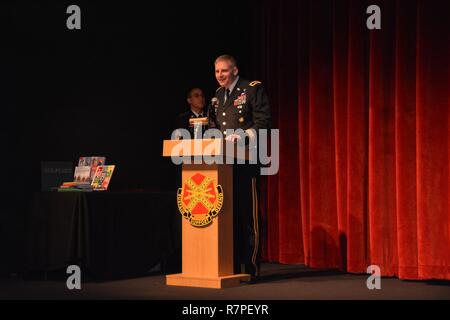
[225,134,242,142]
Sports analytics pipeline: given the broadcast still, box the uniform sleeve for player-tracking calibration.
[250,85,271,131]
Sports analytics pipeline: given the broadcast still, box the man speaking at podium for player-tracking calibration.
[212,54,271,282]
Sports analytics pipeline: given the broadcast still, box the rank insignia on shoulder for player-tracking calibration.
[249,80,261,86]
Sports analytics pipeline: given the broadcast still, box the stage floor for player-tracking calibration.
[1,263,449,300]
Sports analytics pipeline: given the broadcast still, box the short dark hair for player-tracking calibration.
[187,87,204,98]
[214,54,237,67]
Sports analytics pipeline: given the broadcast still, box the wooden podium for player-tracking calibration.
[162,139,250,288]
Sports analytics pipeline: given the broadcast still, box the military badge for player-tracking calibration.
[239,92,247,104]
[234,92,247,107]
[177,173,223,227]
[249,80,261,86]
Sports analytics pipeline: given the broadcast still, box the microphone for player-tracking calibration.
[208,97,219,128]
[211,97,219,114]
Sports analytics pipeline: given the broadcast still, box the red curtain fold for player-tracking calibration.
[394,0,419,280]
[257,0,450,280]
[368,0,398,277]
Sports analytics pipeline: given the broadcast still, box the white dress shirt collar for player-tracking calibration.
[225,76,239,102]
[191,109,203,117]
[228,76,239,94]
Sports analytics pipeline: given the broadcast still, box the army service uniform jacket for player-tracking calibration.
[214,78,271,138]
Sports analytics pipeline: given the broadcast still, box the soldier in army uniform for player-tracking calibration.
[213,54,271,282]
[175,87,207,139]
[213,56,271,141]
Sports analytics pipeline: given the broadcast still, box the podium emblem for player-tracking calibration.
[177,173,223,227]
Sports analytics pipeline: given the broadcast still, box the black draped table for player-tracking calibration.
[26,191,181,279]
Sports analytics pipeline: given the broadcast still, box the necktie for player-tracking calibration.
[226,89,231,100]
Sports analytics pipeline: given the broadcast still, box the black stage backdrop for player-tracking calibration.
[1,1,255,275]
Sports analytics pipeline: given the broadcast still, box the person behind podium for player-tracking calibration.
[213,54,271,282]
[175,87,207,139]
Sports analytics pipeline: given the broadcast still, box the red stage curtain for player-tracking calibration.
[254,0,450,280]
